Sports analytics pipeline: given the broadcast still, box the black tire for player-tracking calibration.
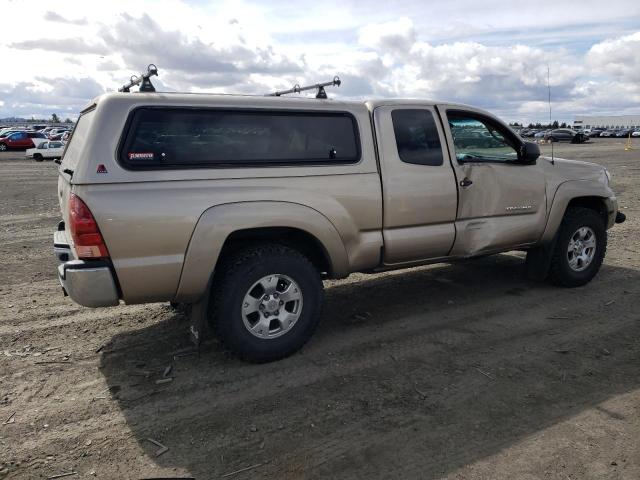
[547,136,556,142]
[34,153,43,162]
[0,143,7,151]
[211,244,324,362]
[547,207,607,287]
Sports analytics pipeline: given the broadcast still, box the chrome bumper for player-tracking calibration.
[54,227,119,308]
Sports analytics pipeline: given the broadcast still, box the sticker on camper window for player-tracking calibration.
[128,152,154,160]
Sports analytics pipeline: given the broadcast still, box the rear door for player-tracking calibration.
[9,132,29,148]
[374,105,458,264]
[557,129,572,141]
[437,106,547,256]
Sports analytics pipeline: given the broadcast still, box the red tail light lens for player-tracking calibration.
[69,193,109,259]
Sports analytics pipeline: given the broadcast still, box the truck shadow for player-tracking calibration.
[99,254,640,479]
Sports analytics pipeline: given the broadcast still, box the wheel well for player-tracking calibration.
[218,227,332,277]
[567,196,608,224]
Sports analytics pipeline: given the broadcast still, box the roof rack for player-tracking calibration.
[267,76,341,99]
[119,64,158,93]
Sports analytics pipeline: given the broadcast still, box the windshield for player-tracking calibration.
[61,108,94,171]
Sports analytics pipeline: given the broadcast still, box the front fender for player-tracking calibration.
[540,180,617,243]
[174,201,350,303]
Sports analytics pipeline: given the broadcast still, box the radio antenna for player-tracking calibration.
[547,64,554,164]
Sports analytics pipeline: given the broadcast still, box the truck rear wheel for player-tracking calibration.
[547,207,606,287]
[34,153,43,162]
[210,244,324,362]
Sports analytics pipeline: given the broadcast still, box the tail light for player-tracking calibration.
[68,193,110,259]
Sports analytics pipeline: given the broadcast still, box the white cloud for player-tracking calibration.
[358,17,416,53]
[10,37,108,55]
[43,11,88,25]
[586,31,640,82]
[0,77,105,118]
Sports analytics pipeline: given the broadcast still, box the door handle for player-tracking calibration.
[459,178,473,187]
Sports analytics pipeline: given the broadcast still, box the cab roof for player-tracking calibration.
[83,91,473,115]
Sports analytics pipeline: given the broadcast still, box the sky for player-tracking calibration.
[0,0,639,124]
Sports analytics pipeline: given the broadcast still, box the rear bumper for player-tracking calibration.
[54,227,119,308]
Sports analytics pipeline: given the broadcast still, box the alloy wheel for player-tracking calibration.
[241,274,303,339]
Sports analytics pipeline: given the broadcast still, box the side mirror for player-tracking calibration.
[519,141,539,164]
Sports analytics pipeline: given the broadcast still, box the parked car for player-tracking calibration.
[52,90,626,362]
[520,129,538,138]
[533,130,549,138]
[0,129,21,139]
[588,129,604,137]
[544,129,585,143]
[48,128,70,139]
[448,129,497,148]
[615,129,632,138]
[599,130,617,137]
[43,127,66,137]
[0,131,47,151]
[632,130,640,137]
[25,141,65,161]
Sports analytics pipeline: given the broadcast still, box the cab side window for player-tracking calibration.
[391,109,443,166]
[448,113,518,163]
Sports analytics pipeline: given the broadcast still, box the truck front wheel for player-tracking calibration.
[547,207,607,287]
[210,244,324,362]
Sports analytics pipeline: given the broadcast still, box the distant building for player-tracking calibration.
[573,115,640,130]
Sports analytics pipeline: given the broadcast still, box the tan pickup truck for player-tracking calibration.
[54,89,625,362]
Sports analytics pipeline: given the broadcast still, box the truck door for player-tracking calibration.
[9,132,28,148]
[374,105,458,264]
[436,106,547,256]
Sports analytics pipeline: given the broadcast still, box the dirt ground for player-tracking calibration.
[0,137,639,479]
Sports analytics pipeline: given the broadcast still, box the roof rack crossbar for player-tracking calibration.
[267,76,341,99]
[119,64,158,93]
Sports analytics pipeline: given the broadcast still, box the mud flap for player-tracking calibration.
[525,234,559,282]
[188,284,211,348]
